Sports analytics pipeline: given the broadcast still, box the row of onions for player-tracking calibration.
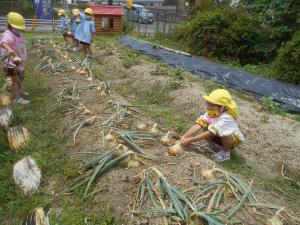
[0,56,30,152]
[21,38,299,225]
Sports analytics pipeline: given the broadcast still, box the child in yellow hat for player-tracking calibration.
[180,89,244,162]
[0,12,30,104]
[74,8,95,58]
[58,9,71,47]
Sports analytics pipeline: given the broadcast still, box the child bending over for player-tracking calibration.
[180,89,244,162]
[0,12,29,104]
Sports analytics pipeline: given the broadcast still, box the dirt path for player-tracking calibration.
[26,36,300,225]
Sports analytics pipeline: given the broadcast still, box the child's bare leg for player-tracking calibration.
[87,45,93,57]
[83,45,88,56]
[11,75,21,99]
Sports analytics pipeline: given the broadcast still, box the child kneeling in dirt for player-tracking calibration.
[180,89,244,162]
[75,8,95,58]
[0,12,29,104]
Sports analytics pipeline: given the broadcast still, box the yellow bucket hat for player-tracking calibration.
[203,89,238,117]
[84,8,93,15]
[7,12,25,30]
[58,9,66,17]
[72,8,80,16]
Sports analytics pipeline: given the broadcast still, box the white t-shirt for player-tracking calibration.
[196,112,244,143]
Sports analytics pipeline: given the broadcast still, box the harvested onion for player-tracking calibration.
[149,123,159,134]
[199,168,216,180]
[126,153,144,168]
[104,130,117,147]
[12,56,21,65]
[188,212,207,225]
[113,144,128,158]
[137,121,148,131]
[168,142,183,156]
[160,132,173,146]
[79,70,86,75]
[266,216,283,225]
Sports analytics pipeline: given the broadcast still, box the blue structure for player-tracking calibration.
[33,0,53,19]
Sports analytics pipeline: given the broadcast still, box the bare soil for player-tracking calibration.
[42,40,300,225]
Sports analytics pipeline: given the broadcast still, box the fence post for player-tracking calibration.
[52,3,55,32]
[137,11,140,35]
[144,11,148,36]
[163,10,167,34]
[156,9,159,34]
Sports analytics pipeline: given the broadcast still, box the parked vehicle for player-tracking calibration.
[122,4,154,24]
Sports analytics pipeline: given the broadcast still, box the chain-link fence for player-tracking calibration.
[124,8,188,36]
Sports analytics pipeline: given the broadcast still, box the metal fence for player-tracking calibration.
[125,8,189,36]
[0,17,60,32]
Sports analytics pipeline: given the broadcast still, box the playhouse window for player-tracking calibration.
[102,17,114,29]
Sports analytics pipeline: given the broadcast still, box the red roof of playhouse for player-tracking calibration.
[90,5,124,16]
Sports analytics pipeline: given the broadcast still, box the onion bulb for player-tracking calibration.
[113,144,128,158]
[168,142,183,156]
[71,66,76,70]
[104,130,116,146]
[126,153,144,168]
[79,70,86,75]
[266,216,283,225]
[149,123,159,134]
[188,212,207,225]
[199,168,216,180]
[224,185,236,198]
[160,132,173,146]
[266,208,285,225]
[12,56,21,65]
[137,121,148,131]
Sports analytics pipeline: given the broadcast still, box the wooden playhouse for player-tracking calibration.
[90,5,124,35]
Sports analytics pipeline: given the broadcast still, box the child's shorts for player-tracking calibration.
[3,68,24,82]
[80,41,91,46]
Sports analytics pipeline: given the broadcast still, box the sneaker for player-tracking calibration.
[213,149,230,162]
[14,97,30,105]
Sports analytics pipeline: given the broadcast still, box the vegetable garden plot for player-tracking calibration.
[21,37,300,225]
[118,36,300,113]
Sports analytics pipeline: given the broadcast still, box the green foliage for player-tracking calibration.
[122,18,133,33]
[120,48,141,68]
[260,96,285,114]
[186,8,276,64]
[144,81,170,105]
[273,31,300,85]
[241,0,299,47]
[203,80,224,94]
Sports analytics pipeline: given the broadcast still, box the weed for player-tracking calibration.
[150,64,169,76]
[260,96,286,114]
[119,48,141,69]
[203,80,224,93]
[144,81,170,105]
[293,115,300,122]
